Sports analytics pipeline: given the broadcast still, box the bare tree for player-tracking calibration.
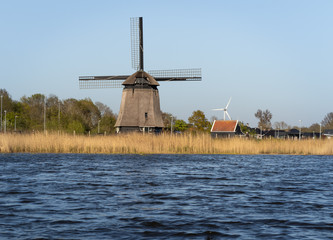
[255,109,272,129]
[210,115,218,123]
[162,112,176,132]
[306,123,320,132]
[274,121,289,130]
[321,112,333,129]
[95,102,115,117]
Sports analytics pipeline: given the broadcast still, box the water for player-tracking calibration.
[0,154,332,239]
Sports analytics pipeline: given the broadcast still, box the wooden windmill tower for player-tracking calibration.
[79,17,201,133]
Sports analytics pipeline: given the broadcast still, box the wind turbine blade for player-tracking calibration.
[226,111,232,120]
[225,97,232,109]
[212,108,223,111]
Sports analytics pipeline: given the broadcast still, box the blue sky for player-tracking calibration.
[1,0,332,127]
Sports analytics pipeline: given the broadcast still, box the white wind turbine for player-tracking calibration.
[213,97,232,120]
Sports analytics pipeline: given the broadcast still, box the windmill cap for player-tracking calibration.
[122,71,159,86]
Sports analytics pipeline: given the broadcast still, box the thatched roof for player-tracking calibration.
[122,71,159,86]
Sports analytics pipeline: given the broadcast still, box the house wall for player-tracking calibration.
[211,132,236,138]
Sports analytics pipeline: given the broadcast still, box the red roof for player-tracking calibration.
[211,120,238,132]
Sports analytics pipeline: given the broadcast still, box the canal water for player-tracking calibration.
[0,154,332,239]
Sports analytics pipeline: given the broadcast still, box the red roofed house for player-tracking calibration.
[210,120,243,138]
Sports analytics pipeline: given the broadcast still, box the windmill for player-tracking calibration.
[79,17,201,133]
[213,97,232,121]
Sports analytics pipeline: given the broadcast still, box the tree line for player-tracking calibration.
[254,109,333,132]
[0,89,211,134]
[0,89,116,134]
[0,89,332,134]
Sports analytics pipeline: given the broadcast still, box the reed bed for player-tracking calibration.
[0,133,332,155]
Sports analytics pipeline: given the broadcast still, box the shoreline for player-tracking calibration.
[0,133,332,155]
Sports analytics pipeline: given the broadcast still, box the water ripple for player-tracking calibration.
[0,154,332,239]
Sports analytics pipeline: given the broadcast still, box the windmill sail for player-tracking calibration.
[79,76,128,89]
[130,17,143,71]
[148,68,202,81]
[79,68,202,89]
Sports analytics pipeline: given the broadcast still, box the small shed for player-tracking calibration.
[211,120,242,138]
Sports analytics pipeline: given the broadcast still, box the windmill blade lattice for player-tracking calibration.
[130,17,143,71]
[148,68,201,81]
[79,76,129,89]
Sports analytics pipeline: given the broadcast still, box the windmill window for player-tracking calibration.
[145,112,148,119]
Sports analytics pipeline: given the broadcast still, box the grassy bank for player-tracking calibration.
[0,133,332,155]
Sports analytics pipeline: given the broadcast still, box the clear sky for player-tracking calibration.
[1,0,332,127]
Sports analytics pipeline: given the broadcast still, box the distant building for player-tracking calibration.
[303,132,321,139]
[263,129,287,139]
[211,120,243,138]
[323,129,333,139]
[252,128,287,139]
[287,128,301,139]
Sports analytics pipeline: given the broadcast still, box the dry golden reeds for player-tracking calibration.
[0,133,332,155]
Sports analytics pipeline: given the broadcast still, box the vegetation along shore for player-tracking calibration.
[0,133,332,155]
